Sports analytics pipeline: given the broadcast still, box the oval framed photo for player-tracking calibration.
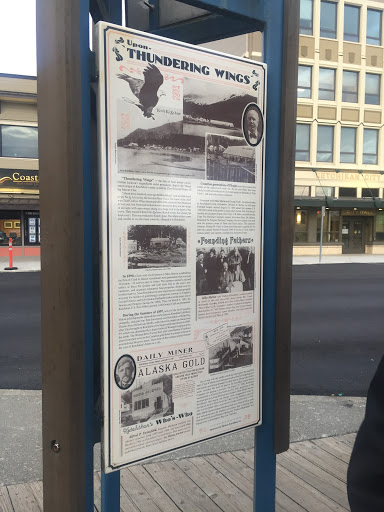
[114,354,136,390]
[242,103,264,147]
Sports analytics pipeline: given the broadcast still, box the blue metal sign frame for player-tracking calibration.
[86,0,286,510]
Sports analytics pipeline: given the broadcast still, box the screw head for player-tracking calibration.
[51,440,61,453]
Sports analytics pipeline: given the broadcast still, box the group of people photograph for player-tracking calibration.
[196,246,255,296]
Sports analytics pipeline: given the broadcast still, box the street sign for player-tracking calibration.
[95,22,266,472]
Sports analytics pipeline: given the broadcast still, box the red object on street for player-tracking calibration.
[4,237,18,271]
[9,238,13,268]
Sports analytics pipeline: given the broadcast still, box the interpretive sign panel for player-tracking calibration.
[95,22,266,472]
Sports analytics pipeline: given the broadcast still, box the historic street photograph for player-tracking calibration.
[206,133,256,183]
[208,325,253,373]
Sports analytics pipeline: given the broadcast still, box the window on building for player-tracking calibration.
[300,0,313,35]
[24,211,41,246]
[295,186,310,196]
[363,129,379,164]
[362,188,379,198]
[315,186,335,197]
[317,125,334,162]
[344,4,360,42]
[294,209,308,242]
[365,74,380,105]
[317,210,341,242]
[340,127,356,163]
[296,124,310,161]
[297,65,312,98]
[376,212,384,241]
[339,187,357,198]
[320,1,337,38]
[342,71,359,102]
[134,399,149,410]
[0,211,22,246]
[319,68,336,100]
[0,125,38,158]
[367,9,382,45]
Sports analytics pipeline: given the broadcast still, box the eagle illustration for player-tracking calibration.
[117,64,164,119]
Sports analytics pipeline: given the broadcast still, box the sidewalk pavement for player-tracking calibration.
[293,253,384,265]
[0,256,40,273]
[1,254,384,273]
[0,390,366,486]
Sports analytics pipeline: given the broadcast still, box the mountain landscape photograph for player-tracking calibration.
[183,77,259,138]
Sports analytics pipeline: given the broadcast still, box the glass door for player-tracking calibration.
[350,220,363,252]
[342,218,364,253]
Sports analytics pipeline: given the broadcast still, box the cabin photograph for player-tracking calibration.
[127,225,187,269]
[120,374,174,427]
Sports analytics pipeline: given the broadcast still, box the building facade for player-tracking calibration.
[205,4,384,255]
[131,380,170,421]
[0,74,40,257]
[295,0,384,254]
[5,9,384,258]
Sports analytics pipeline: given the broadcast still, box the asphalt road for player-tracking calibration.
[291,263,384,396]
[0,272,41,390]
[0,264,383,394]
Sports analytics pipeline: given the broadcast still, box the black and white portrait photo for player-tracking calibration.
[120,374,174,427]
[206,133,256,183]
[114,355,136,390]
[128,225,187,269]
[208,325,253,373]
[196,246,255,296]
[242,103,264,147]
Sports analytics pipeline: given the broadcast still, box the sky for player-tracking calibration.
[0,0,37,76]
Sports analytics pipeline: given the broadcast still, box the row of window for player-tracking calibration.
[298,66,381,104]
[0,125,38,159]
[133,398,149,411]
[296,124,379,164]
[295,185,379,198]
[295,209,384,243]
[301,0,382,44]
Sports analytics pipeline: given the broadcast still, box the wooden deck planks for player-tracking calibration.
[277,464,349,512]
[27,482,43,511]
[312,438,352,464]
[0,486,14,512]
[6,483,41,512]
[204,454,253,499]
[120,467,163,512]
[278,451,349,509]
[289,440,348,483]
[128,465,181,512]
[275,488,308,512]
[145,460,222,512]
[0,434,354,512]
[174,457,252,512]
[177,453,253,511]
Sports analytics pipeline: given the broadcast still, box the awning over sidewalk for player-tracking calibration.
[294,197,384,209]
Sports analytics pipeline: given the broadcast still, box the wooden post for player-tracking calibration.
[36,0,94,509]
[274,0,299,454]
